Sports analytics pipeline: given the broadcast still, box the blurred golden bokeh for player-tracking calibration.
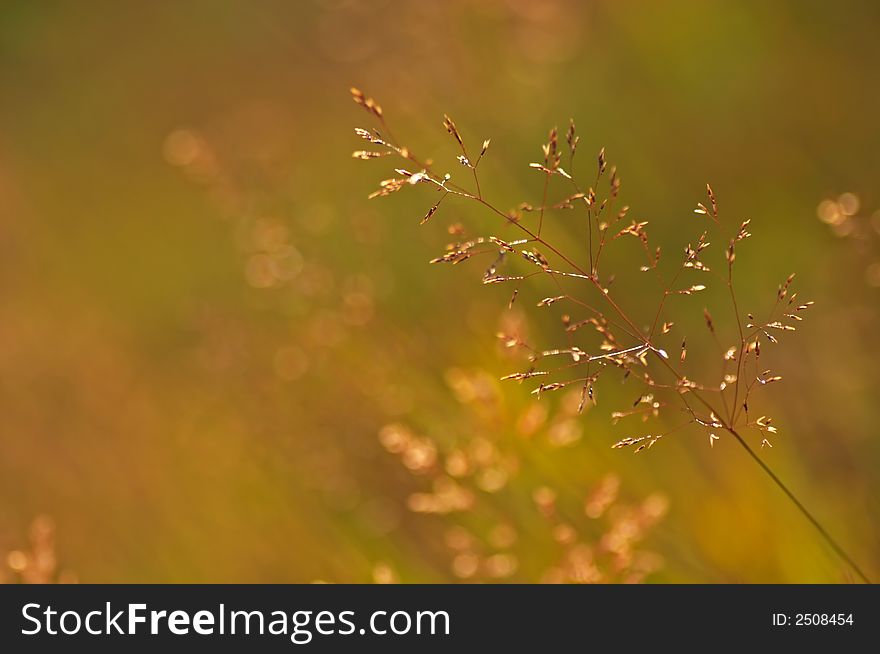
[1,0,879,583]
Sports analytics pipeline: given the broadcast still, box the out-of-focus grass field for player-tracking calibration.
[1,0,878,583]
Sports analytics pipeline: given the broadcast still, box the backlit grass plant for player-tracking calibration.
[351,88,870,583]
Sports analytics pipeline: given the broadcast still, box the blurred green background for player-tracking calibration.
[1,0,878,583]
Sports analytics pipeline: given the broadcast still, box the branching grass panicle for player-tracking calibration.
[350,87,871,584]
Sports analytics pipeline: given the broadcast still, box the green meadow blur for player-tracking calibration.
[1,0,878,582]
